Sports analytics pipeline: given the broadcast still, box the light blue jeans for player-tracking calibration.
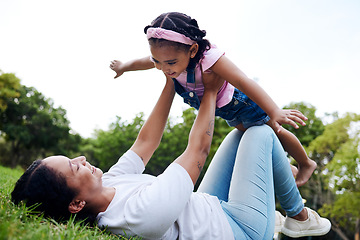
[197,125,304,240]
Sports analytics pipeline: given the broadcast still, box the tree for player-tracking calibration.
[0,71,20,112]
[314,113,360,239]
[0,83,75,167]
[89,115,143,171]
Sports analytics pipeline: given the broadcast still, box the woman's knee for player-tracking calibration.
[245,125,274,138]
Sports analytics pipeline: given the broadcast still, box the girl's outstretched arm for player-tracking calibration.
[211,55,307,132]
[110,56,155,78]
[130,76,175,166]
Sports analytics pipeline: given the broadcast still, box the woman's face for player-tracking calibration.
[43,156,103,199]
[150,43,197,79]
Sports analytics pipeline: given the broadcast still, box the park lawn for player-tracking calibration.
[0,165,139,240]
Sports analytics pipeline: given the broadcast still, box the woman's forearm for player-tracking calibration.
[175,89,217,184]
[188,90,217,159]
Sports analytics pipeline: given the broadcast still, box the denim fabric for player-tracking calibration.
[197,126,304,240]
[217,88,270,128]
[173,78,201,110]
[172,79,270,128]
[186,62,196,83]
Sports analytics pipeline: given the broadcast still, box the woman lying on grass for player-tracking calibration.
[11,71,330,239]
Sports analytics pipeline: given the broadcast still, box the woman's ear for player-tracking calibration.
[190,43,199,58]
[68,200,86,213]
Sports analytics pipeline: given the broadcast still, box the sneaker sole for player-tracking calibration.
[281,222,331,238]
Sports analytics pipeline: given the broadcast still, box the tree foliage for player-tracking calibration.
[313,113,360,238]
[0,72,79,167]
[87,115,143,171]
[281,103,359,239]
[0,71,20,112]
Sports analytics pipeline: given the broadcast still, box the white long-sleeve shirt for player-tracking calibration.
[97,150,234,240]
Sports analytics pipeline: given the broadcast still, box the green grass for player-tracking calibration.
[0,165,140,240]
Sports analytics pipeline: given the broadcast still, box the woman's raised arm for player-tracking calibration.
[175,71,224,185]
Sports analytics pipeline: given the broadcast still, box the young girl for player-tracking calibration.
[110,12,316,187]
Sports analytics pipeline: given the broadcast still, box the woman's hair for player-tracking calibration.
[144,12,211,66]
[11,160,96,224]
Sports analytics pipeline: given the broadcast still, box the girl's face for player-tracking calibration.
[150,43,198,79]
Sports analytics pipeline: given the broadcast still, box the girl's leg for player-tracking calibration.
[221,125,304,239]
[197,129,244,201]
[268,123,317,187]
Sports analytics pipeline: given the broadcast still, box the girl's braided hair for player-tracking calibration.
[144,12,211,65]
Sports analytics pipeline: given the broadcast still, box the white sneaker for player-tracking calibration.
[274,210,285,233]
[282,207,331,238]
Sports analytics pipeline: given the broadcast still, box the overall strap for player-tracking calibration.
[172,78,200,110]
[172,78,187,95]
[186,61,196,84]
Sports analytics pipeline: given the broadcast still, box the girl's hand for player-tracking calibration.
[269,109,308,133]
[110,60,125,79]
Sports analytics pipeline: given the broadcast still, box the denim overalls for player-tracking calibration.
[172,65,270,128]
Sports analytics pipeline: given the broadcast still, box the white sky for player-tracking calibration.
[1,0,359,138]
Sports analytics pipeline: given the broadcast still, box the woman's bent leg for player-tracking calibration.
[221,125,304,239]
[271,131,304,217]
[221,125,276,239]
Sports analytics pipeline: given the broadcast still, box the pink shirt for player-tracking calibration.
[175,45,235,108]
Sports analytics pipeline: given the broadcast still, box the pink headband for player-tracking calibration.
[146,27,196,45]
